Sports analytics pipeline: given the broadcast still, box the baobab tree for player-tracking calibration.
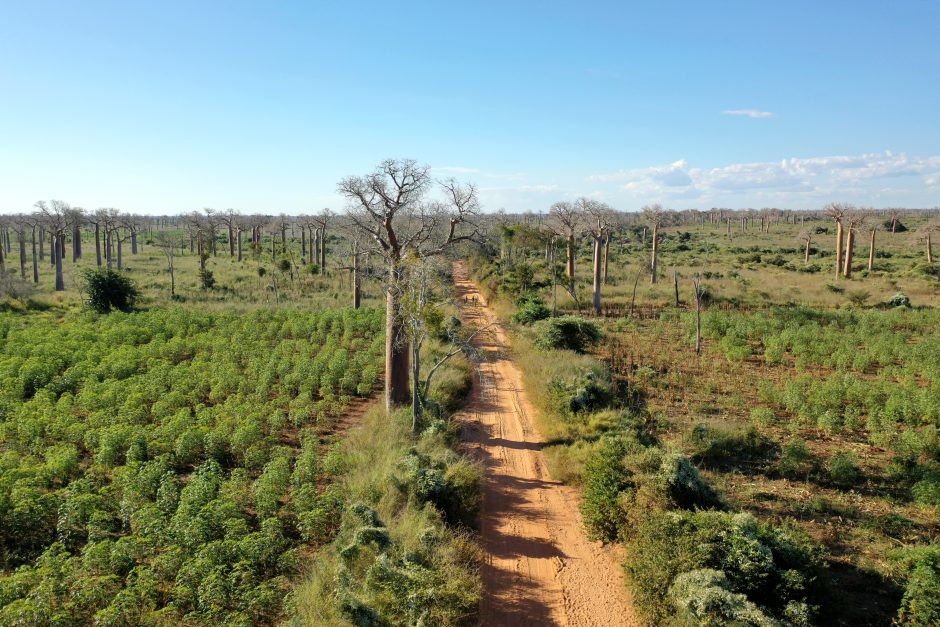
[921,218,939,263]
[823,202,852,278]
[549,201,581,294]
[312,211,333,273]
[579,198,613,315]
[887,208,903,233]
[866,215,881,272]
[642,204,667,284]
[37,200,69,291]
[798,227,814,264]
[842,211,865,278]
[338,159,478,414]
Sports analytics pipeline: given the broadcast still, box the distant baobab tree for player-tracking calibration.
[579,198,613,315]
[798,227,814,264]
[642,204,667,284]
[338,159,479,413]
[550,201,580,295]
[823,202,852,278]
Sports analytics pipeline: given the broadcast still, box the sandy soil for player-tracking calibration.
[452,262,638,627]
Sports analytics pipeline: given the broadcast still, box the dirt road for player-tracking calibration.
[453,262,637,626]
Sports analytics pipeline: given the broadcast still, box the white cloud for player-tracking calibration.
[586,151,940,205]
[721,109,773,118]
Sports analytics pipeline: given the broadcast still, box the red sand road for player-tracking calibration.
[453,261,638,626]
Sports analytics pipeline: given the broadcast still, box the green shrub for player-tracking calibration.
[80,269,140,313]
[828,451,860,486]
[886,292,911,308]
[532,316,601,353]
[895,545,940,627]
[669,568,781,626]
[778,437,817,479]
[687,422,775,468]
[628,511,823,626]
[199,267,216,290]
[510,296,551,326]
[581,438,632,542]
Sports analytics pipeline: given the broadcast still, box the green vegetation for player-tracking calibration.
[469,206,940,625]
[80,268,141,313]
[0,307,383,625]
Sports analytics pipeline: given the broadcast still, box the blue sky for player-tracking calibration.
[1,1,938,214]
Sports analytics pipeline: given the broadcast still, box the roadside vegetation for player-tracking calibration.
[468,204,940,626]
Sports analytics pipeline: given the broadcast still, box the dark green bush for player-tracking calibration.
[687,422,776,468]
[510,296,550,326]
[199,268,216,290]
[828,451,860,486]
[80,269,140,313]
[628,510,823,626]
[581,438,632,542]
[895,545,940,627]
[532,316,601,353]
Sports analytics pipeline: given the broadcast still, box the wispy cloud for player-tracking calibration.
[721,109,773,118]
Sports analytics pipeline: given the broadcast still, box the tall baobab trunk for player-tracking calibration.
[72,224,81,261]
[18,233,27,279]
[603,233,610,286]
[693,277,703,354]
[835,221,844,278]
[39,227,45,261]
[228,225,235,256]
[315,228,322,267]
[591,236,602,316]
[385,262,410,413]
[804,239,811,263]
[131,231,138,255]
[928,232,934,263]
[891,217,898,233]
[673,271,680,306]
[117,238,123,270]
[95,224,102,266]
[650,223,659,284]
[198,238,207,271]
[301,228,306,259]
[867,230,876,271]
[352,241,361,309]
[106,230,113,269]
[53,234,65,291]
[320,227,327,272]
[843,229,855,277]
[237,229,243,262]
[271,233,276,261]
[565,232,575,293]
[31,227,38,284]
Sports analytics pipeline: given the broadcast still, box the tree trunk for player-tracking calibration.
[95,224,102,266]
[928,232,934,264]
[320,227,327,272]
[385,262,410,413]
[650,223,659,284]
[54,234,64,291]
[352,242,361,309]
[411,340,422,432]
[591,236,602,316]
[72,225,81,261]
[835,222,844,278]
[891,217,898,233]
[39,227,45,261]
[804,239,811,263]
[565,233,575,293]
[131,231,138,255]
[694,281,702,354]
[301,228,306,259]
[198,238,206,271]
[170,263,176,296]
[314,228,321,268]
[229,225,235,256]
[19,233,27,279]
[106,230,113,269]
[843,229,854,277]
[868,230,876,271]
[237,229,243,262]
[673,270,680,306]
[31,227,38,283]
[603,233,610,286]
[117,238,123,270]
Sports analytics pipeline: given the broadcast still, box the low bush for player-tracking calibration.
[894,544,940,627]
[80,269,140,313]
[828,451,861,486]
[581,437,633,542]
[510,294,551,326]
[628,510,824,626]
[532,316,601,353]
[687,422,776,468]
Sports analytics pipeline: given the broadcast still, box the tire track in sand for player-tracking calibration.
[452,261,638,626]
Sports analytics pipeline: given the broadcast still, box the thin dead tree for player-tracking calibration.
[642,203,667,284]
[798,227,814,264]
